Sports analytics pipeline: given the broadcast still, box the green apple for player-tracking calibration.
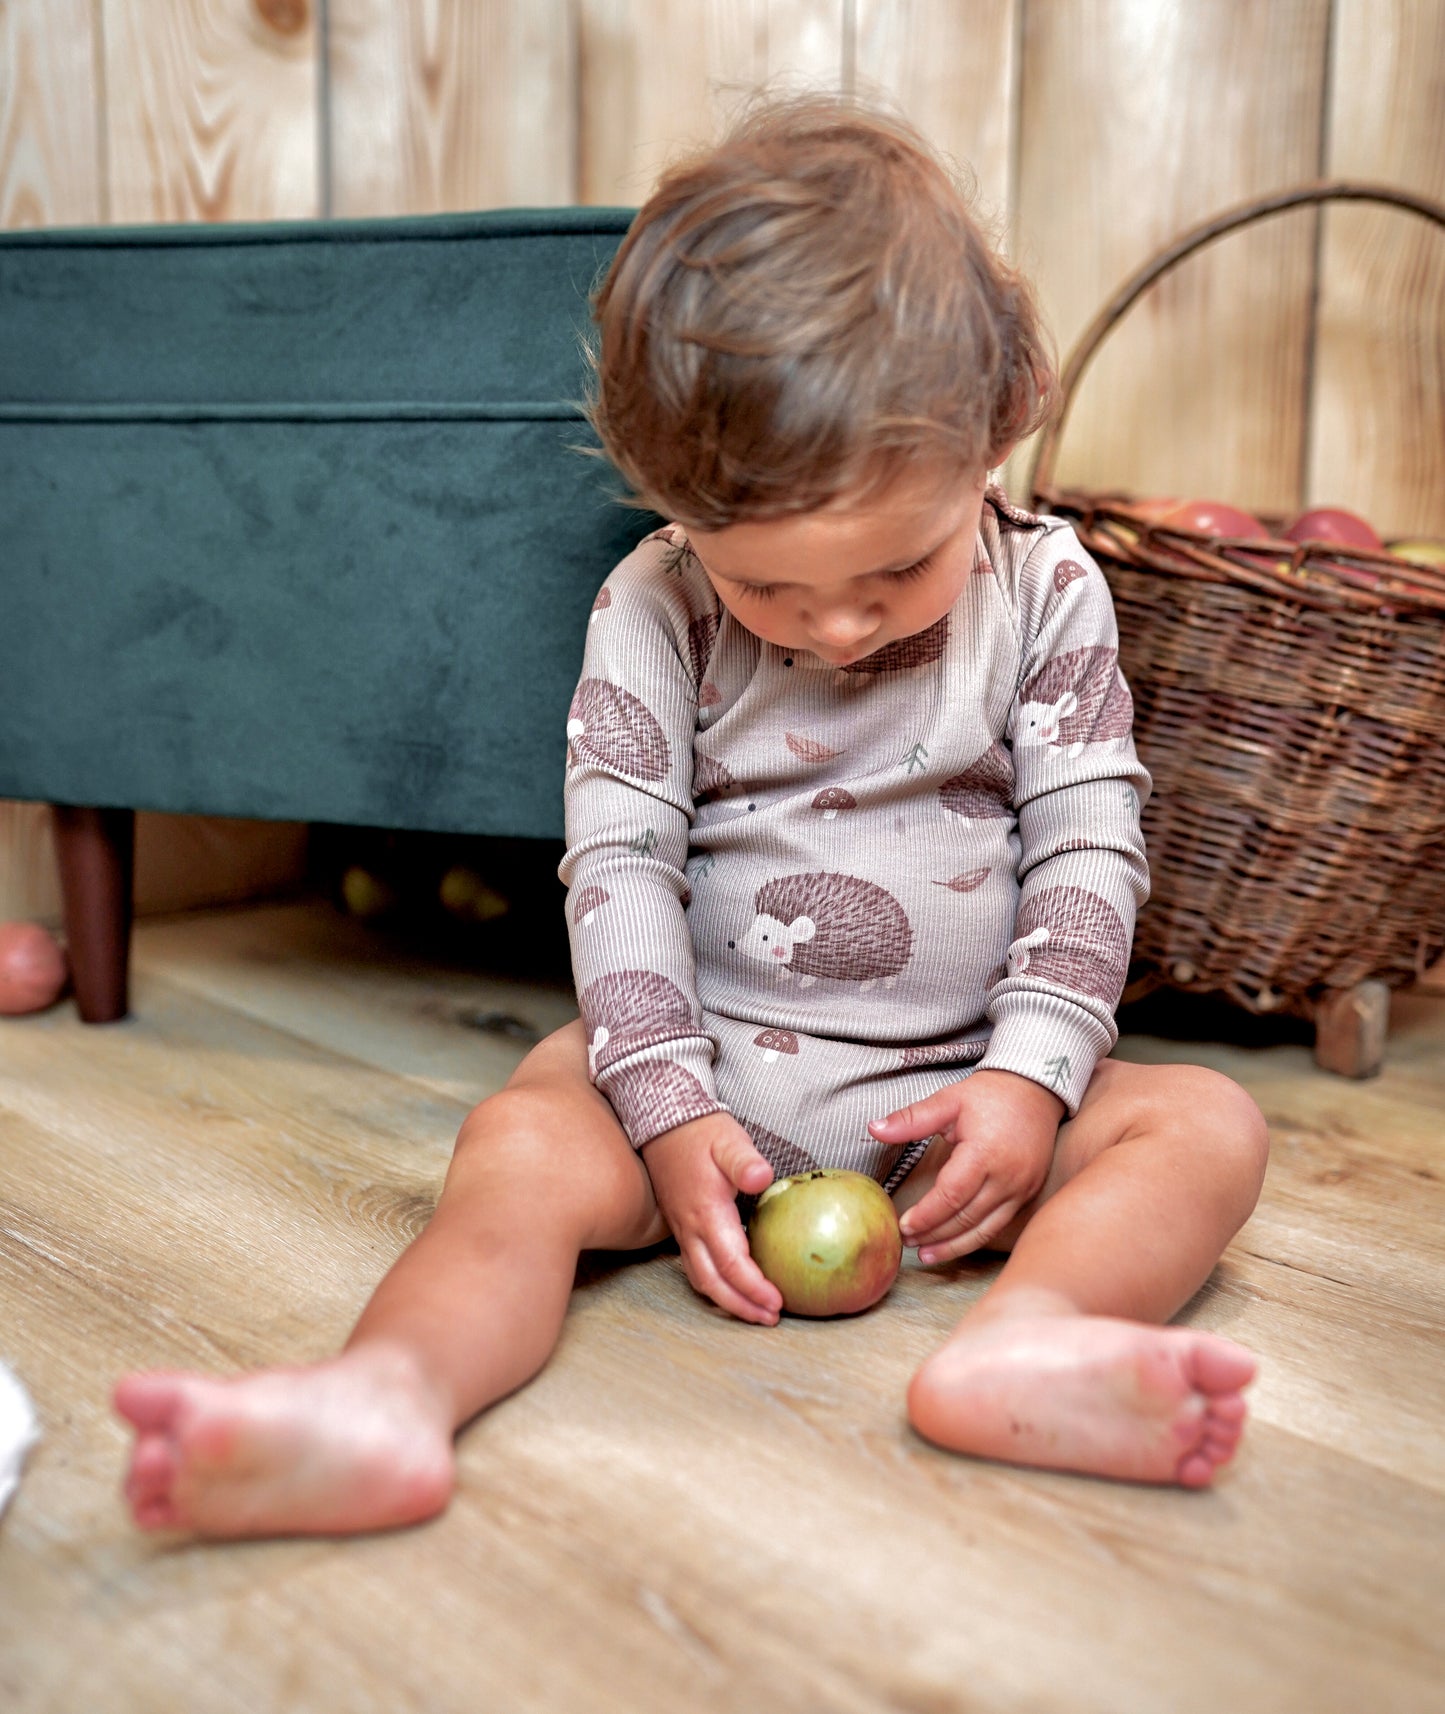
[748,1168,902,1317]
[1387,538,1445,570]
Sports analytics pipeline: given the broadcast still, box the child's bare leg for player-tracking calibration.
[115,1021,664,1538]
[896,1061,1269,1487]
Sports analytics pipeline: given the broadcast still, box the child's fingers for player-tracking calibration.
[711,1128,774,1195]
[868,1095,957,1145]
[680,1232,780,1324]
[918,1199,1028,1268]
[897,1162,987,1245]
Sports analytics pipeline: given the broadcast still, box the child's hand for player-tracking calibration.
[867,1070,1065,1263]
[640,1112,783,1326]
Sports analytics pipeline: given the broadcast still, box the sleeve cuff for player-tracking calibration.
[595,1038,726,1148]
[977,991,1115,1115]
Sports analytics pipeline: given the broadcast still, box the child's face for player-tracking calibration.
[686,466,990,667]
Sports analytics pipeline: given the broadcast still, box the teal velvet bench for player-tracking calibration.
[0,208,652,1021]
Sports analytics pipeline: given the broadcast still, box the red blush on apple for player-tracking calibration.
[1283,507,1384,550]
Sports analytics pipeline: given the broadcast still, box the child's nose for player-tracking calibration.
[809,607,878,649]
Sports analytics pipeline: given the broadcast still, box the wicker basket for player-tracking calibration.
[1028,181,1445,1061]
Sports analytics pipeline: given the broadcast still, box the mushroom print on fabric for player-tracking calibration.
[589,586,612,623]
[1012,646,1133,759]
[938,742,1014,820]
[1004,885,1131,1005]
[567,678,671,781]
[840,614,949,675]
[605,1058,717,1140]
[736,872,914,990]
[1051,558,1089,597]
[571,885,611,927]
[754,1028,799,1064]
[578,969,698,1078]
[812,787,856,820]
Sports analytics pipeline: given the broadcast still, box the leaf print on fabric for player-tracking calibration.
[785,732,844,763]
[933,868,990,893]
[567,678,671,781]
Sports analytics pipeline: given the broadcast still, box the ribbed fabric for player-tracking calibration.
[559,491,1151,1183]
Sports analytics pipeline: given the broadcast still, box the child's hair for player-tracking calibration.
[583,92,1057,531]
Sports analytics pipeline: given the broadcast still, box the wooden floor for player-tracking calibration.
[1,899,1442,1713]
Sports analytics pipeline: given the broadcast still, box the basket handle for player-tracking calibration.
[1027,180,1445,500]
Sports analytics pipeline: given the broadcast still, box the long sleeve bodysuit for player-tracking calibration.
[559,489,1151,1193]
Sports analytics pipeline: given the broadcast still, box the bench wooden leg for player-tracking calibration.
[52,805,135,1023]
[1312,980,1390,1079]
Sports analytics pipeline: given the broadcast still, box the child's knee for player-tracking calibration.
[1152,1065,1270,1208]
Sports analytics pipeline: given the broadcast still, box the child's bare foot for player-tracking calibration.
[114,1345,455,1538]
[906,1311,1255,1487]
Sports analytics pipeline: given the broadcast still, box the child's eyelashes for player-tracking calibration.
[732,552,936,601]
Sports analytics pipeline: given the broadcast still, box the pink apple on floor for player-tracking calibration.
[1282,507,1383,549]
[748,1168,902,1317]
[0,922,68,1015]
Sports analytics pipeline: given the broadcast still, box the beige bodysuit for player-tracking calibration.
[559,489,1151,1193]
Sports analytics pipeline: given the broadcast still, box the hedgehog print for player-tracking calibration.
[606,1057,717,1139]
[578,969,697,1078]
[938,743,1014,820]
[567,678,671,781]
[730,872,914,991]
[1012,647,1133,759]
[1003,885,1130,1005]
[839,614,949,676]
[734,1118,819,1181]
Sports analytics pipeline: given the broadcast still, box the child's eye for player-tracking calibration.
[885,552,935,584]
[736,582,778,601]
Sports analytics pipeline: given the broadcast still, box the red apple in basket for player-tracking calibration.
[747,1168,902,1317]
[1159,499,1268,538]
[0,922,68,1015]
[1283,507,1383,549]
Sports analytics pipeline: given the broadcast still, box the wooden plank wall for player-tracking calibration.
[2,0,1441,921]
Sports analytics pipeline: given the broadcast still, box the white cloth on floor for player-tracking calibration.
[0,1359,39,1518]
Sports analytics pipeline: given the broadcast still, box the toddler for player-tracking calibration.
[116,95,1269,1537]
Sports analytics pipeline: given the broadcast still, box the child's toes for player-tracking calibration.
[125,1435,179,1510]
[133,1492,184,1531]
[1189,1334,1256,1395]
